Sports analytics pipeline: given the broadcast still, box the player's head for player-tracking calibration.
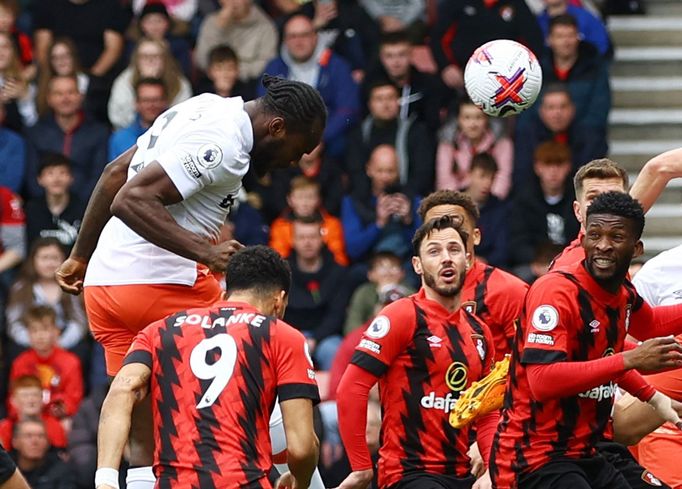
[412,216,469,299]
[583,191,644,287]
[418,190,480,263]
[573,158,629,228]
[25,305,59,357]
[251,74,326,176]
[9,375,43,418]
[225,245,292,318]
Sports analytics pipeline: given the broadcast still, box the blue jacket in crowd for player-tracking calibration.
[108,117,146,161]
[0,128,25,193]
[537,5,611,56]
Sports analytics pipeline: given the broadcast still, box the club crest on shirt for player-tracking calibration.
[624,304,632,331]
[366,315,390,339]
[472,333,486,361]
[445,362,468,392]
[641,471,663,486]
[532,305,559,332]
[197,143,223,169]
[462,301,477,315]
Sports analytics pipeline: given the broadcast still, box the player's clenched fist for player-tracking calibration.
[623,336,682,373]
[204,239,244,273]
[55,257,88,295]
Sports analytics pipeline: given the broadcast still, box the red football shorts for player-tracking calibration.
[84,268,223,376]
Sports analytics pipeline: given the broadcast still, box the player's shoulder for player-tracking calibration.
[528,265,582,300]
[487,265,529,294]
[377,296,417,321]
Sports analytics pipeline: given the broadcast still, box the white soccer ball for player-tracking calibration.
[464,39,543,118]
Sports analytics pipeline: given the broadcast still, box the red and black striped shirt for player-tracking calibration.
[490,262,643,488]
[461,260,528,362]
[350,289,495,487]
[123,301,320,489]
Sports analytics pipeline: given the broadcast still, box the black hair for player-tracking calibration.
[471,152,498,175]
[412,215,470,257]
[542,82,572,100]
[260,74,327,133]
[38,152,72,175]
[549,13,579,32]
[135,77,166,96]
[366,78,400,98]
[586,191,645,239]
[417,190,480,222]
[379,30,412,47]
[369,251,402,270]
[208,44,238,66]
[225,245,291,296]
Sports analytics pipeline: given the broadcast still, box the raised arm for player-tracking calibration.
[96,362,151,489]
[630,146,682,213]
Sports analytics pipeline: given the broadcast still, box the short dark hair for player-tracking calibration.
[13,416,45,439]
[24,305,57,328]
[260,74,327,133]
[135,77,166,97]
[367,78,399,98]
[417,190,480,223]
[471,152,498,175]
[208,44,238,66]
[368,251,402,270]
[541,82,572,102]
[225,245,291,296]
[38,152,72,175]
[379,30,412,48]
[412,215,470,257]
[586,191,645,239]
[549,13,579,32]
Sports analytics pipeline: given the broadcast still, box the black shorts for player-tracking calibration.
[517,455,630,489]
[597,441,670,489]
[388,473,477,489]
[0,446,16,484]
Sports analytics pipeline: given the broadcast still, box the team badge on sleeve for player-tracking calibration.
[366,316,391,339]
[197,143,223,169]
[531,305,559,332]
[641,471,663,486]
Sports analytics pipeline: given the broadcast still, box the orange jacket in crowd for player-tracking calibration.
[270,209,349,266]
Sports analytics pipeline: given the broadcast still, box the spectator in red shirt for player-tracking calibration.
[0,185,24,286]
[9,305,83,429]
[0,375,66,450]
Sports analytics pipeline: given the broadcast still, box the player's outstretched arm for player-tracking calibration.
[56,145,137,295]
[277,398,319,489]
[96,362,151,489]
[630,146,682,213]
[110,161,242,273]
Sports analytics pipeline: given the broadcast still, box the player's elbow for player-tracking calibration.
[110,184,144,221]
[285,433,319,466]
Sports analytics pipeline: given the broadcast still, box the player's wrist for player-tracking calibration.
[621,350,635,370]
[95,467,119,489]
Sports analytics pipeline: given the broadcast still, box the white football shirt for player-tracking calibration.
[85,95,253,286]
[632,244,682,306]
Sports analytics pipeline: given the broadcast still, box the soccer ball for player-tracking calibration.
[464,39,543,118]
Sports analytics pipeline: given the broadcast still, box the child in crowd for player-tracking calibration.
[0,374,67,450]
[343,251,413,335]
[270,175,348,266]
[25,153,85,254]
[5,237,89,365]
[9,305,84,427]
[436,96,513,200]
[195,44,251,100]
[464,152,509,268]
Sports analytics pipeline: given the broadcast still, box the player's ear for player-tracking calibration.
[473,227,481,246]
[411,256,422,276]
[573,200,583,224]
[633,240,644,259]
[268,117,286,138]
[273,290,288,319]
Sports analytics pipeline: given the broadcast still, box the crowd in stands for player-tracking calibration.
[0,0,634,486]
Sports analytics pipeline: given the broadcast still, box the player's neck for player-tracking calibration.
[225,293,273,316]
[423,286,461,313]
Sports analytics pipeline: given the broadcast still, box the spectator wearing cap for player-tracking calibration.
[194,0,277,91]
[133,1,192,78]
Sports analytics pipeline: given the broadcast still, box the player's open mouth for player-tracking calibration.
[440,269,456,281]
